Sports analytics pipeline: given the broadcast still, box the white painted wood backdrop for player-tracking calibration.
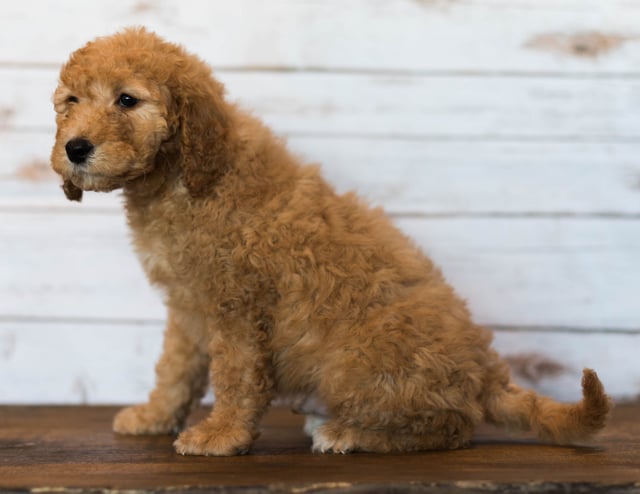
[1,0,639,404]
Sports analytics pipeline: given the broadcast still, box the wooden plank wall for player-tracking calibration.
[0,0,639,404]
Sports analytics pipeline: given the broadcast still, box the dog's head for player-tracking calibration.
[51,27,234,201]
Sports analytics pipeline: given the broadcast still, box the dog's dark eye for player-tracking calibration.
[66,95,79,104]
[118,93,139,108]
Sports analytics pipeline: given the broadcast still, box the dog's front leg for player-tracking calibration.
[113,308,210,435]
[173,317,275,456]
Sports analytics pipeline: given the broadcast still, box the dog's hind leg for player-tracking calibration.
[113,308,210,435]
[311,412,474,454]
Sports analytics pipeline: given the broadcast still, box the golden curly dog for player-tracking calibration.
[51,28,611,456]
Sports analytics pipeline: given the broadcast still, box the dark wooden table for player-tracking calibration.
[1,404,639,493]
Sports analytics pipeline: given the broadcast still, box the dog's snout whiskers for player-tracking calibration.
[65,138,95,164]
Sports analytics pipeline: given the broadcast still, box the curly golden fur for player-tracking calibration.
[51,28,611,456]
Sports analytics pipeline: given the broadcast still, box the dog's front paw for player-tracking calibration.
[113,404,181,435]
[173,421,255,456]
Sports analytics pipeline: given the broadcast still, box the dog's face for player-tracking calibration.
[51,35,173,198]
[52,28,235,201]
[51,78,170,196]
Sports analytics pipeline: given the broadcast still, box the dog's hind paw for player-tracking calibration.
[311,423,356,454]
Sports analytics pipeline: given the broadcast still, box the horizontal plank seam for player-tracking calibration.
[490,324,640,335]
[0,206,122,215]
[286,134,640,143]
[223,67,640,80]
[2,206,639,220]
[6,127,640,143]
[392,212,640,220]
[0,315,638,335]
[0,315,164,327]
[3,61,640,79]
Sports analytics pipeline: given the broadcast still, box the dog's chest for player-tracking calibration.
[126,197,196,290]
[136,236,175,285]
[125,192,234,306]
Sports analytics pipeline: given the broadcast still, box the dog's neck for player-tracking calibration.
[122,152,180,214]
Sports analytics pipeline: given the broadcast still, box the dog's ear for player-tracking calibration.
[173,77,235,198]
[62,179,83,202]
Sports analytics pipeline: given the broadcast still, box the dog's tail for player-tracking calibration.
[483,368,611,444]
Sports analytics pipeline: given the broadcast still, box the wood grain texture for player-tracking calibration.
[2,133,639,216]
[1,404,639,492]
[1,0,640,73]
[1,0,639,404]
[3,68,640,139]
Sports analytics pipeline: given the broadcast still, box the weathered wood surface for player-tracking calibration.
[1,0,639,403]
[0,405,639,492]
[5,68,640,139]
[1,0,640,73]
[3,135,639,216]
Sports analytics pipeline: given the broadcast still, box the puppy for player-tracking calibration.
[51,28,611,455]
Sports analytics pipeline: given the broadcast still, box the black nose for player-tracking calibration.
[65,138,94,164]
